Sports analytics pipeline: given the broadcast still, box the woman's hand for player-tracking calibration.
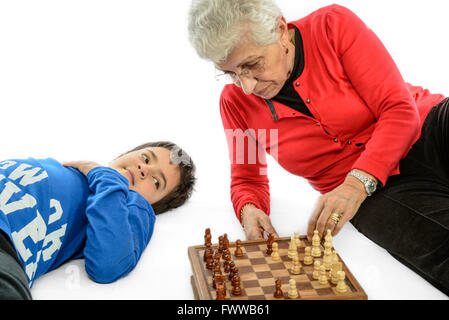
[306,171,374,241]
[241,205,279,241]
[63,160,101,176]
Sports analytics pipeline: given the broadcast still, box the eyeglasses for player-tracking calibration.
[214,57,266,86]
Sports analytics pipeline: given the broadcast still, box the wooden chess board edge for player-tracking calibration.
[337,255,368,300]
[188,246,212,300]
[190,275,200,300]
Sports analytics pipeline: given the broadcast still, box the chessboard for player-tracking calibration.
[188,231,367,300]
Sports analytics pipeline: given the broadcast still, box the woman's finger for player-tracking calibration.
[307,197,325,240]
[259,216,278,239]
[332,201,360,236]
[245,226,264,240]
[243,216,264,240]
[315,199,336,239]
[325,215,339,236]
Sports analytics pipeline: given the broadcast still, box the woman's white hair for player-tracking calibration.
[188,0,282,64]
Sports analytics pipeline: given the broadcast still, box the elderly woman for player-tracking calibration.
[188,0,448,294]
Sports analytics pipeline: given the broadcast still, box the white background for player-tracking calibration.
[0,0,448,299]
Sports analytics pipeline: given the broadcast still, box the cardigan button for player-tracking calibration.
[306,99,311,103]
[334,138,339,143]
[295,82,300,86]
[347,140,352,145]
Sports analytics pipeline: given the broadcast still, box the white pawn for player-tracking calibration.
[294,232,302,247]
[331,261,343,285]
[329,250,339,281]
[291,248,298,262]
[331,250,339,265]
[303,247,313,265]
[324,232,332,252]
[291,256,301,275]
[318,265,328,285]
[271,242,281,261]
[323,246,332,271]
[311,230,322,258]
[324,229,333,246]
[336,271,347,293]
[313,260,321,280]
[288,235,297,259]
[288,279,298,299]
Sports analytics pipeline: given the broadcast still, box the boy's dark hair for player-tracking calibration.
[127,141,196,215]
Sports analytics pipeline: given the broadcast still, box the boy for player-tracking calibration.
[0,141,196,299]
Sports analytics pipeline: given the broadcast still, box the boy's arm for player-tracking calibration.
[64,162,156,283]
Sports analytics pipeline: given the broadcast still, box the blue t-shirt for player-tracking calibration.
[0,158,156,286]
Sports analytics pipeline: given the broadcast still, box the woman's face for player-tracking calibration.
[215,16,294,100]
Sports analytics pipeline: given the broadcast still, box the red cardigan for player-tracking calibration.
[219,4,445,221]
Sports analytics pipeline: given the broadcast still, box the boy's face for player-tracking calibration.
[109,147,181,205]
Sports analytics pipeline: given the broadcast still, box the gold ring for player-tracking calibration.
[329,213,342,225]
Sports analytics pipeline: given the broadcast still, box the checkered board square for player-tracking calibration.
[188,236,367,300]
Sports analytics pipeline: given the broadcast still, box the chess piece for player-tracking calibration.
[204,228,211,246]
[294,232,301,247]
[223,259,230,273]
[336,271,347,293]
[213,249,220,261]
[311,230,322,258]
[324,234,332,250]
[221,235,230,259]
[216,282,226,300]
[303,246,313,265]
[331,261,342,285]
[223,233,229,250]
[331,250,339,266]
[291,256,301,275]
[273,279,283,298]
[228,265,235,281]
[290,249,298,261]
[323,244,332,271]
[324,229,333,246]
[323,230,333,270]
[213,254,221,272]
[222,248,231,260]
[313,260,321,280]
[231,274,238,287]
[218,236,224,255]
[212,269,223,289]
[271,242,281,261]
[288,235,297,259]
[288,279,298,299]
[318,265,328,285]
[203,242,212,262]
[227,261,235,279]
[206,254,214,270]
[231,275,242,296]
[233,267,239,280]
[223,255,232,273]
[216,274,226,287]
[266,234,274,255]
[229,266,239,281]
[213,259,222,275]
[329,251,339,282]
[234,240,243,257]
